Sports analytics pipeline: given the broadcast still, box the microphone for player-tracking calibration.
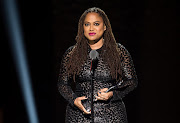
[89,49,99,60]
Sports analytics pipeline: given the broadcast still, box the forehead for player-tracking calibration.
[84,12,103,22]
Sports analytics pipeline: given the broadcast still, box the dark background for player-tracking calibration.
[1,0,178,123]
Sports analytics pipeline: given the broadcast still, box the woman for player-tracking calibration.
[58,7,138,123]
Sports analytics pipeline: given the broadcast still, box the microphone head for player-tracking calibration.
[89,50,99,60]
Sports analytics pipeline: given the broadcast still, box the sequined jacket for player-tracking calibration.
[57,43,138,123]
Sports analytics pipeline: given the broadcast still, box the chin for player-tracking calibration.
[86,37,95,41]
[88,38,96,41]
[89,36,99,40]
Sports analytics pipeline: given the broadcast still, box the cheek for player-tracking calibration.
[97,28,104,35]
[83,27,88,34]
[97,26,105,32]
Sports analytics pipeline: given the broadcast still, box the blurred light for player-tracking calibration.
[2,0,39,123]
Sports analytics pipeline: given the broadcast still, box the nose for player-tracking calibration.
[89,25,94,31]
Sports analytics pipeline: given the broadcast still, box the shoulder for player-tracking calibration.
[66,45,75,52]
[116,43,128,52]
[116,43,131,56]
[61,45,76,60]
[63,45,76,55]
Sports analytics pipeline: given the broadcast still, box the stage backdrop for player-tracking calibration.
[2,0,178,123]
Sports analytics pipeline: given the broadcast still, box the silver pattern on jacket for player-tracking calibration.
[58,43,138,123]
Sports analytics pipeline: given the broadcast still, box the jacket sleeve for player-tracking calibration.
[111,43,138,101]
[57,46,77,107]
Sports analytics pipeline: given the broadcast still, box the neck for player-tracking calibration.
[88,38,104,50]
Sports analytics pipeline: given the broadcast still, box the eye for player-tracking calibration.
[84,23,89,26]
[94,23,100,26]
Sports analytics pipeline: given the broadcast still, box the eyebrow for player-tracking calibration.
[84,21,101,23]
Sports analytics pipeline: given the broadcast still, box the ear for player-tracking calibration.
[104,25,106,31]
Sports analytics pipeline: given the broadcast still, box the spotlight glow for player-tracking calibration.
[2,0,39,123]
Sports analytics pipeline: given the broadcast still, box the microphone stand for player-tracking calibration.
[90,59,94,123]
[89,49,99,123]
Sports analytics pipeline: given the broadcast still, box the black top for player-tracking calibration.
[57,43,138,123]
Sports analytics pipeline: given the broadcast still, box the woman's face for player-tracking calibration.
[83,12,106,42]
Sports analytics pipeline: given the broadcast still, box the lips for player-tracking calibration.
[89,32,96,36]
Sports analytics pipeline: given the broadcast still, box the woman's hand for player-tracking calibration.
[95,88,113,101]
[74,96,91,115]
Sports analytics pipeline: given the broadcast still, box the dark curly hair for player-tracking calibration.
[64,7,122,82]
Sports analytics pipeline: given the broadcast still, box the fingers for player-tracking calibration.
[74,96,91,115]
[79,104,91,114]
[82,107,91,115]
[79,103,91,114]
[80,97,91,114]
[100,88,108,92]
[79,96,87,100]
[95,95,107,101]
[96,91,108,101]
[80,99,91,114]
[96,88,110,101]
